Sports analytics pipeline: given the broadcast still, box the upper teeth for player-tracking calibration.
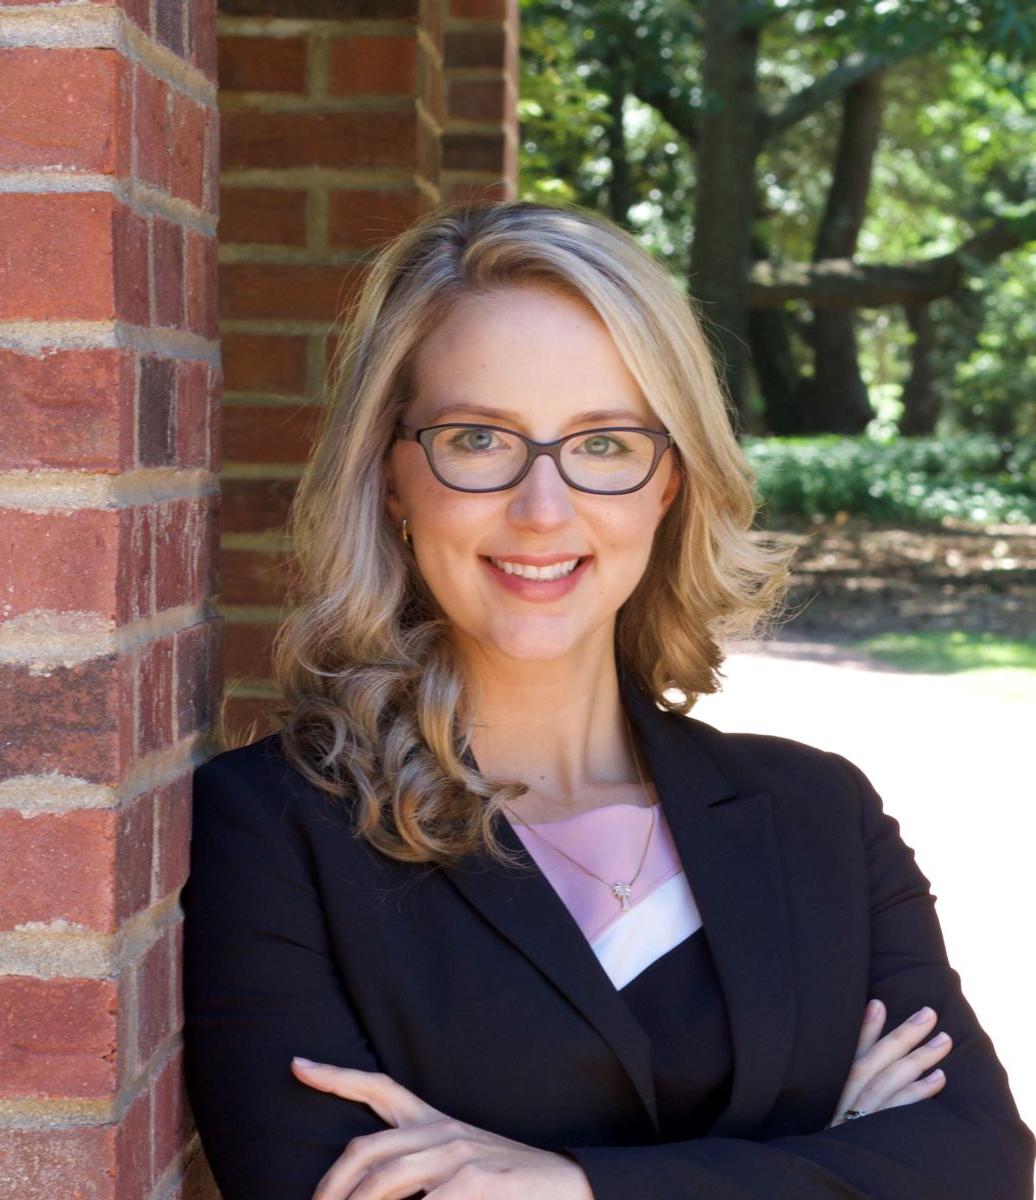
[490,557,581,580]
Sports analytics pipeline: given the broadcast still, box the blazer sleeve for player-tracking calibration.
[559,750,1036,1200]
[181,757,397,1200]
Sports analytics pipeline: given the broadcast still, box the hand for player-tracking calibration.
[826,998,951,1128]
[290,1058,594,1200]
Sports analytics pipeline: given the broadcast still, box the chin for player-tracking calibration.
[474,622,587,664]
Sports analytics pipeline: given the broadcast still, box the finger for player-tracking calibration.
[882,1067,948,1109]
[291,1060,441,1127]
[314,1123,472,1200]
[859,1031,953,1110]
[854,1006,939,1083]
[853,998,886,1057]
[828,1006,936,1123]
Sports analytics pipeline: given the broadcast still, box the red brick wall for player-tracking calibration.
[215,0,518,743]
[443,0,519,202]
[0,1,222,1196]
[1,0,518,1192]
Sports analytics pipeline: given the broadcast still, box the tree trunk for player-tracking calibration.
[798,70,884,434]
[603,49,633,227]
[747,233,803,434]
[899,303,939,435]
[690,0,760,435]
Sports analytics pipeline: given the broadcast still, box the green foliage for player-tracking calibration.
[853,631,1036,674]
[744,434,1036,525]
[519,0,1036,437]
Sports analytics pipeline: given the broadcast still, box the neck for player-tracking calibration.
[458,632,646,811]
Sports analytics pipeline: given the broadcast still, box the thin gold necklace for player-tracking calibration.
[504,713,658,913]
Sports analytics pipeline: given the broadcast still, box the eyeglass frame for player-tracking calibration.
[392,421,676,495]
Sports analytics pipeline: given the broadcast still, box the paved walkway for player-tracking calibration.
[690,638,1035,1137]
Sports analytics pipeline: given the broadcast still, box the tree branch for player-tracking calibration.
[747,208,1036,309]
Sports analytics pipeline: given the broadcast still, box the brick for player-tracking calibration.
[0,654,134,782]
[219,186,308,246]
[221,110,419,170]
[218,35,307,92]
[0,195,114,321]
[444,28,506,69]
[137,636,174,757]
[222,402,321,462]
[223,618,277,679]
[327,187,424,249]
[222,331,308,394]
[153,218,185,328]
[134,65,171,191]
[138,355,177,466]
[220,547,293,606]
[207,361,223,471]
[448,77,506,122]
[450,0,508,15]
[0,507,121,620]
[175,619,221,742]
[219,260,367,322]
[115,789,154,923]
[0,49,131,176]
[202,103,220,215]
[171,93,208,208]
[154,497,219,610]
[153,1047,191,1180]
[114,1085,152,1200]
[186,231,219,338]
[118,504,155,623]
[0,1127,115,1198]
[219,477,296,535]
[0,348,135,471]
[155,0,185,57]
[442,128,507,171]
[154,774,192,901]
[113,201,150,325]
[0,976,119,1099]
[329,35,416,95]
[186,0,218,82]
[136,930,174,1066]
[0,808,117,932]
[176,358,211,467]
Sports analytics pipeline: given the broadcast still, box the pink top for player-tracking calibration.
[506,801,685,944]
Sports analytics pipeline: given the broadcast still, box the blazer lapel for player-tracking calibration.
[441,660,797,1141]
[620,668,797,1138]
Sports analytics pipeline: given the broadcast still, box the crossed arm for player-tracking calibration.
[182,754,1034,1199]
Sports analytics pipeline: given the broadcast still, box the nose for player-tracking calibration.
[506,451,577,529]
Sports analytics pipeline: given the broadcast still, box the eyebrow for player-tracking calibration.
[425,402,654,428]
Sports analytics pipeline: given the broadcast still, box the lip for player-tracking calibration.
[479,554,592,601]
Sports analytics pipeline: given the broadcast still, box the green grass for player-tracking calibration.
[851,631,1036,674]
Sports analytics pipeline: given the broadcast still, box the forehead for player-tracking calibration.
[408,283,652,426]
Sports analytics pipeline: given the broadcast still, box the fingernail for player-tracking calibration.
[929,1069,945,1080]
[293,1056,318,1067]
[930,1032,950,1046]
[910,1006,934,1023]
[866,999,882,1019]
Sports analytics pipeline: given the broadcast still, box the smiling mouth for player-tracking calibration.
[481,556,590,581]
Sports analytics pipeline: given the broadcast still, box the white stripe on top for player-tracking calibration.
[589,869,704,989]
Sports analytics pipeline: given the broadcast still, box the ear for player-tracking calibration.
[657,455,682,518]
[383,448,405,526]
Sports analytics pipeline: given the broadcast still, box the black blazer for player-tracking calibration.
[182,662,1035,1199]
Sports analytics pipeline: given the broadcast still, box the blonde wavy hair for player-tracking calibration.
[221,199,795,870]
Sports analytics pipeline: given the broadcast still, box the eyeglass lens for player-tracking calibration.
[427,426,658,491]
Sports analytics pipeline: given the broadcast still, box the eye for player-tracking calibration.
[447,426,504,453]
[574,433,630,456]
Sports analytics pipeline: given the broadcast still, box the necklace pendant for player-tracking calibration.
[612,882,633,911]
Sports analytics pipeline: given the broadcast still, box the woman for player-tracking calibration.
[181,200,1034,1200]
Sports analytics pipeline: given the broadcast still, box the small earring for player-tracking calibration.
[400,517,411,546]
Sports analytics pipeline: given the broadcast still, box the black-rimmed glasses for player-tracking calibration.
[393,422,675,495]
